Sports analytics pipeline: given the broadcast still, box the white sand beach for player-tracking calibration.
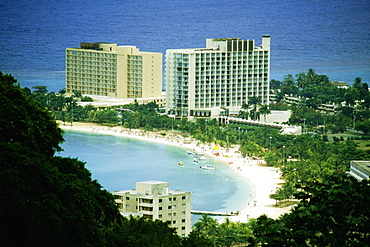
[58,121,291,222]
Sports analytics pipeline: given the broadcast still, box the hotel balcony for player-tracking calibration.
[139,206,154,214]
[139,202,154,207]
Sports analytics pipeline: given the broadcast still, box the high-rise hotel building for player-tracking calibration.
[165,35,270,119]
[66,42,162,99]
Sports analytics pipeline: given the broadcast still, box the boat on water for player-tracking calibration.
[178,161,184,167]
[197,155,208,160]
[194,152,208,160]
[200,165,216,170]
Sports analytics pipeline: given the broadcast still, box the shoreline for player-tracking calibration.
[58,121,291,222]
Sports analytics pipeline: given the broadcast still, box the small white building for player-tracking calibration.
[112,181,192,236]
[348,160,370,180]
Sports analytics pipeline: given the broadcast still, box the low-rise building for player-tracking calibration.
[348,160,370,180]
[112,181,192,236]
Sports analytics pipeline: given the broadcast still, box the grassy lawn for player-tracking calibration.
[326,132,370,152]
[273,200,299,208]
[354,139,370,151]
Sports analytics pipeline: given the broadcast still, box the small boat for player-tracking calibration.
[200,165,216,170]
[186,150,195,155]
[178,161,184,167]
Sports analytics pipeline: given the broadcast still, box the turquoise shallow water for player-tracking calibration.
[59,130,252,219]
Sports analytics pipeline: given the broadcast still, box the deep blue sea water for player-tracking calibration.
[60,130,252,221]
[1,0,369,91]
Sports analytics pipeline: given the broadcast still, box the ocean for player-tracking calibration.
[59,130,252,221]
[1,0,369,92]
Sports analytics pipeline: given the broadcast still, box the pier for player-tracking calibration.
[191,210,236,216]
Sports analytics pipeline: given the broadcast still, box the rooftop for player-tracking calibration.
[351,160,370,173]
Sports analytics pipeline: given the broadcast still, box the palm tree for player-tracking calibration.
[248,96,261,107]
[241,102,250,110]
[258,105,271,122]
[249,108,260,121]
[193,214,218,240]
[239,102,250,120]
[248,96,261,121]
[238,110,249,120]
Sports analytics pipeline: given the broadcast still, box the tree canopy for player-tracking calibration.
[0,72,64,156]
[252,172,370,246]
[0,72,194,246]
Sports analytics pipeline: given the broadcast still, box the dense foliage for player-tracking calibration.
[271,69,370,134]
[2,70,369,246]
[0,72,206,246]
[252,173,370,246]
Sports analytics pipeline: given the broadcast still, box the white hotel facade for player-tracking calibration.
[165,35,270,120]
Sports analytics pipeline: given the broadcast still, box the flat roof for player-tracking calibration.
[351,160,370,173]
[137,180,168,185]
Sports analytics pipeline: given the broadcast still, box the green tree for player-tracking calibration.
[344,88,358,106]
[280,74,297,95]
[238,102,250,120]
[182,231,213,247]
[81,96,94,102]
[104,216,182,247]
[239,140,265,157]
[0,72,63,156]
[73,90,83,99]
[255,173,370,246]
[264,151,280,166]
[31,85,49,107]
[270,79,282,91]
[355,119,370,135]
[192,214,219,244]
[217,218,254,246]
[248,96,262,121]
[289,173,369,246]
[89,109,119,124]
[258,105,271,122]
[251,214,293,246]
[0,72,122,246]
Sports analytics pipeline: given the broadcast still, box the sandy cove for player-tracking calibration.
[58,121,291,222]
